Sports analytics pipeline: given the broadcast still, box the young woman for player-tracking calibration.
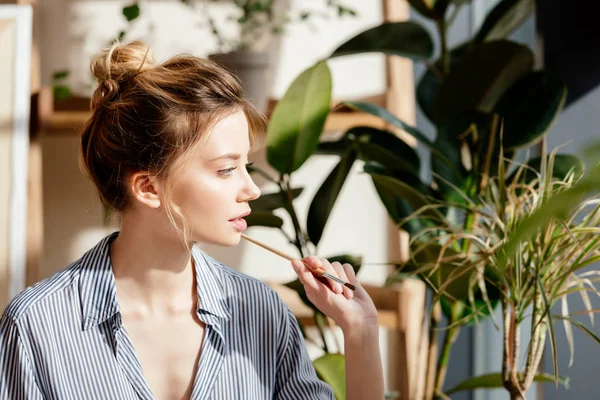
[0,41,384,400]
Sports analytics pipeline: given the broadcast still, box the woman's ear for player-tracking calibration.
[129,172,162,209]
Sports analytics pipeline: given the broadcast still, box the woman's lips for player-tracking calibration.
[229,217,248,231]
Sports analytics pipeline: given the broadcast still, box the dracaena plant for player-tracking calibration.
[391,142,600,400]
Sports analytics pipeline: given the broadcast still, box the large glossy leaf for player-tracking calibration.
[365,169,443,224]
[417,43,471,124]
[250,188,304,211]
[343,101,435,149]
[350,126,421,173]
[494,71,567,149]
[365,165,422,235]
[435,40,534,123]
[316,138,352,155]
[313,354,346,400]
[431,112,491,202]
[307,149,357,245]
[446,372,570,395]
[267,61,332,173]
[330,21,434,60]
[245,211,284,228]
[475,0,535,43]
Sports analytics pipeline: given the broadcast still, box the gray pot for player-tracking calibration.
[209,51,271,113]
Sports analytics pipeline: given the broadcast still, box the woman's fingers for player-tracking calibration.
[315,257,344,294]
[332,261,353,299]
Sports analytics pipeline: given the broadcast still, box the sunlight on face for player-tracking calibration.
[171,110,261,246]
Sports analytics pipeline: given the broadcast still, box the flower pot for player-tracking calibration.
[209,51,271,113]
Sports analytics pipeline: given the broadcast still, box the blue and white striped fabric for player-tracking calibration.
[0,232,334,399]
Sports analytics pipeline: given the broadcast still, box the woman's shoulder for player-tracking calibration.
[4,233,116,322]
[2,260,82,323]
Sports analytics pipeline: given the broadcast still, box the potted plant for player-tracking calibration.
[184,0,356,112]
[259,0,600,397]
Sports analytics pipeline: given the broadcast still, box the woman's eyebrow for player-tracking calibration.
[209,153,241,162]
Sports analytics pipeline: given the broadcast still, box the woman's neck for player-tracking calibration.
[109,214,197,318]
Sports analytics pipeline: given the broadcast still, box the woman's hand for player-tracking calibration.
[292,256,385,400]
[291,256,378,334]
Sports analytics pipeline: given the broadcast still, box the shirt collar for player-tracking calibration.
[79,232,120,331]
[191,246,231,322]
[79,232,230,331]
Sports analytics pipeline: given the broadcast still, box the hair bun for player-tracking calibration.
[90,41,155,109]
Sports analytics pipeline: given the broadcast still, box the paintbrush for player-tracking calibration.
[241,234,356,291]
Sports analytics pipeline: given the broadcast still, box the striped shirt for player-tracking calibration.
[0,232,334,399]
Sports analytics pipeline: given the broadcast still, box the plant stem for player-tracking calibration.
[314,311,330,353]
[434,303,461,394]
[425,301,442,400]
[502,298,523,396]
[281,174,309,257]
[437,18,450,76]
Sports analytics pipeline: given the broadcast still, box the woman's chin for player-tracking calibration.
[196,232,242,247]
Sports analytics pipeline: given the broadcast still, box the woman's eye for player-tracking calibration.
[218,167,237,177]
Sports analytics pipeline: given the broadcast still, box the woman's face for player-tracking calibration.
[170,110,261,246]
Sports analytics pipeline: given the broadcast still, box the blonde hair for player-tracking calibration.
[80,41,266,241]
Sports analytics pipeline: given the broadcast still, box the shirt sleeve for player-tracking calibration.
[0,311,45,400]
[274,307,335,400]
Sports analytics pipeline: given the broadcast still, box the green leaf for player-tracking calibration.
[307,149,357,246]
[365,164,423,235]
[494,71,567,149]
[316,138,352,155]
[554,316,600,346]
[330,21,434,60]
[350,126,421,173]
[446,372,570,395]
[435,40,534,122]
[267,61,332,173]
[475,0,535,43]
[250,188,304,211]
[416,43,471,124]
[431,112,492,202]
[52,70,69,81]
[245,211,284,228]
[53,85,72,102]
[313,354,346,400]
[343,101,434,149]
[122,3,140,22]
[365,169,443,223]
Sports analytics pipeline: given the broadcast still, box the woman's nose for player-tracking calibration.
[240,173,261,203]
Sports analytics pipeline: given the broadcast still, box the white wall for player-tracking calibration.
[36,0,396,389]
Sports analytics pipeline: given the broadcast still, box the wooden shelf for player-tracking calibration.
[43,95,388,137]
